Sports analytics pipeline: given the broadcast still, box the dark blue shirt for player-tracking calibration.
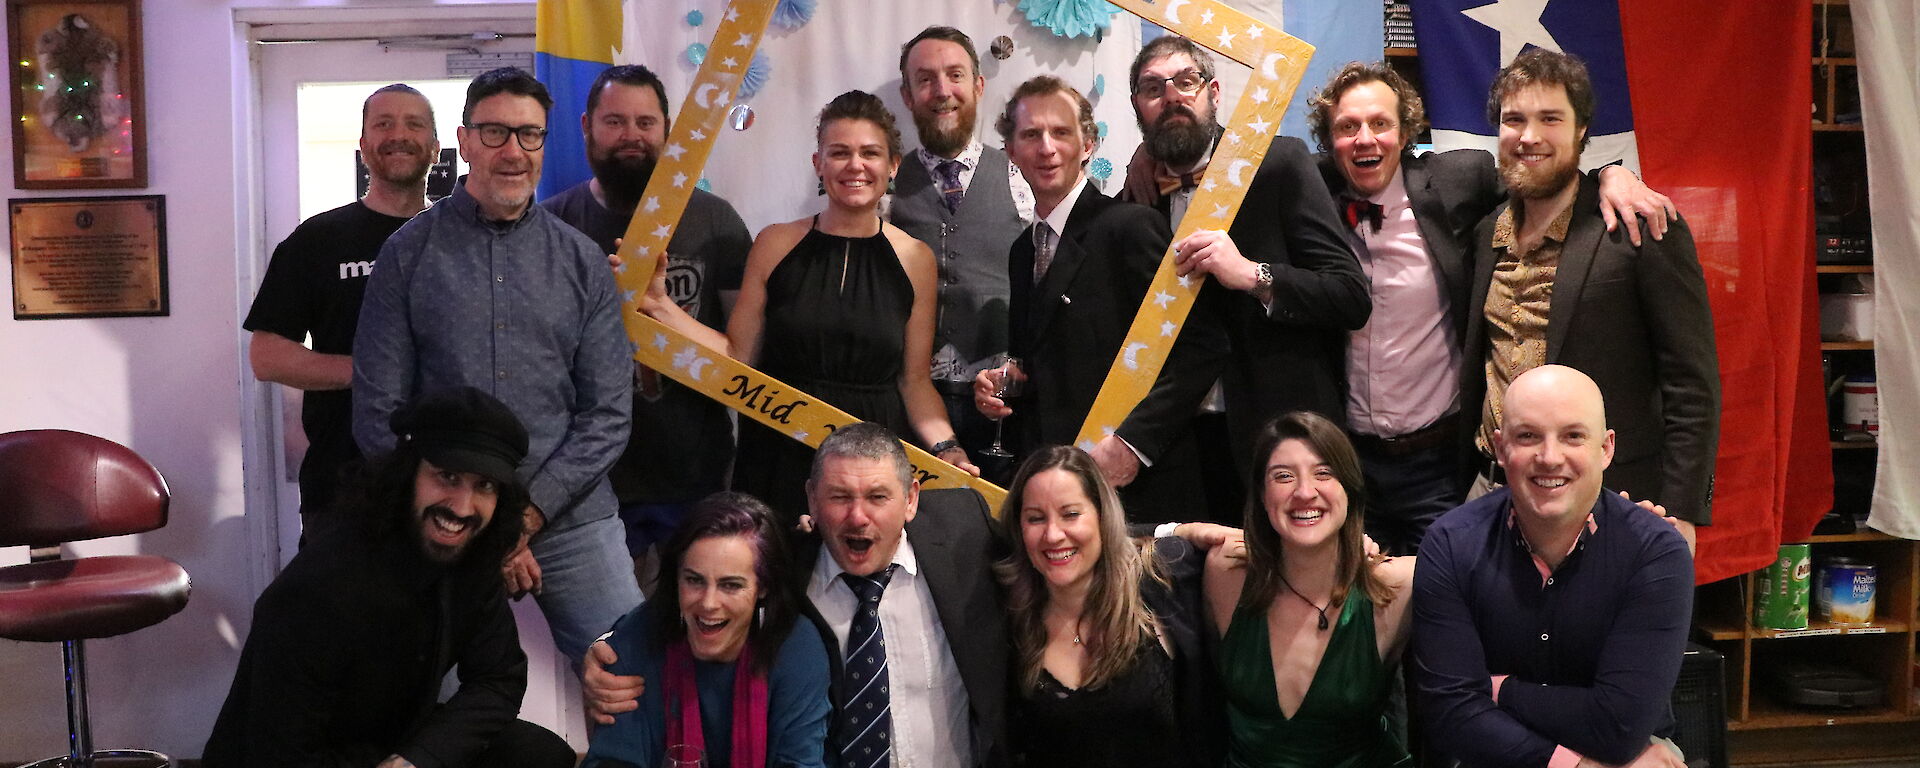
[352,183,633,530]
[1412,488,1693,767]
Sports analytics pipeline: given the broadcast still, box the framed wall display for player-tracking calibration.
[9,195,167,319]
[6,0,147,188]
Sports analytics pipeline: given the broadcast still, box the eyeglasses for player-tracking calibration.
[1332,117,1400,138]
[1135,70,1209,100]
[467,122,548,151]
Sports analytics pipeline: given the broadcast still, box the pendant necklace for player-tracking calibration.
[1278,574,1331,631]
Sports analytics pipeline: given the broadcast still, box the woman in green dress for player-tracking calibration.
[1204,411,1416,768]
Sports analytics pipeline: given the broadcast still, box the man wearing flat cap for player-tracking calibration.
[206,387,576,768]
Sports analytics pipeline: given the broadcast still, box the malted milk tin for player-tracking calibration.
[1816,557,1877,626]
[1753,544,1812,630]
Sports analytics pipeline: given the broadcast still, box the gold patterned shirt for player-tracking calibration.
[1477,202,1575,456]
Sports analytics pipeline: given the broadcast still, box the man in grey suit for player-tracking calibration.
[889,26,1035,462]
[1461,50,1719,548]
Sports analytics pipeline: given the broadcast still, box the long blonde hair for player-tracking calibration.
[993,446,1162,693]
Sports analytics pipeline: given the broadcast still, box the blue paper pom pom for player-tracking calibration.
[1096,121,1109,140]
[696,178,712,192]
[686,43,708,66]
[685,10,704,27]
[772,0,817,30]
[1093,74,1106,96]
[1090,157,1113,181]
[1016,0,1121,39]
[739,50,773,100]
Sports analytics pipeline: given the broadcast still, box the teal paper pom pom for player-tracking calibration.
[1016,0,1121,39]
[685,10,704,27]
[686,43,708,66]
[1090,157,1113,181]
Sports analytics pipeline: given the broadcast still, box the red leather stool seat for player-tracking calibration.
[0,555,190,642]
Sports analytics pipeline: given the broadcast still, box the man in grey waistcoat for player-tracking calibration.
[888,25,1035,466]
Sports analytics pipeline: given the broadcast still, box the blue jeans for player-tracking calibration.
[529,512,644,669]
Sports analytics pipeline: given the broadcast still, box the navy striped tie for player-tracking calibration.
[838,566,898,768]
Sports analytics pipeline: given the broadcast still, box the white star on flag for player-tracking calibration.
[690,129,706,141]
[1251,86,1270,104]
[1077,440,1097,452]
[734,32,753,47]
[654,224,672,238]
[653,333,669,350]
[725,6,739,21]
[672,172,688,187]
[1160,320,1177,336]
[1248,117,1273,135]
[1216,28,1236,49]
[1210,203,1230,218]
[714,91,732,109]
[1153,291,1176,308]
[1224,131,1241,144]
[1200,178,1218,192]
[673,346,712,379]
[1176,274,1194,289]
[1246,25,1263,40]
[623,289,637,303]
[636,245,651,257]
[1101,426,1117,436]
[721,57,738,69]
[614,260,627,274]
[793,430,810,442]
[1461,0,1563,64]
[642,197,660,213]
[1199,8,1214,24]
[664,143,686,160]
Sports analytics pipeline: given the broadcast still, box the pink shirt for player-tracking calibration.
[1343,172,1461,438]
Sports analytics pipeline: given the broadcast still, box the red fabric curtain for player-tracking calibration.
[1620,0,1829,583]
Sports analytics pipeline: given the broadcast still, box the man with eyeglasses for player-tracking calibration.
[1089,35,1362,525]
[1302,61,1676,555]
[353,66,641,672]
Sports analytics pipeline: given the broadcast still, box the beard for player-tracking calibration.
[413,503,469,565]
[911,97,977,158]
[587,138,658,212]
[1142,105,1216,168]
[1499,151,1581,201]
[367,139,433,186]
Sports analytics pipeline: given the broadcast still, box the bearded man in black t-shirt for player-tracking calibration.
[542,65,750,569]
[243,83,441,542]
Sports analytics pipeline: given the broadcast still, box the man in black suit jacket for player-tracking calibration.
[583,423,1011,768]
[1303,61,1675,554]
[1097,36,1367,525]
[971,75,1221,524]
[1461,50,1718,543]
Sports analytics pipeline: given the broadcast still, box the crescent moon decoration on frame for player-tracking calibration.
[596,0,1314,511]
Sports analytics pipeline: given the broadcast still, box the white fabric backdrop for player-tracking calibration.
[612,0,1297,233]
[1856,0,1920,537]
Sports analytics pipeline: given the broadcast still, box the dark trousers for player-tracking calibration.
[1355,439,1463,556]
[470,719,576,768]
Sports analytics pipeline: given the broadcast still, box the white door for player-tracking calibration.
[242,7,588,750]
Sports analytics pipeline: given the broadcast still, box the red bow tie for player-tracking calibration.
[1343,198,1384,233]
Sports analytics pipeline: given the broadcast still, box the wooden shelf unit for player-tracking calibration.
[1695,531,1920,733]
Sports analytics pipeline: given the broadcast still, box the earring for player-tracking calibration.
[887,176,897,194]
[755,605,766,628]
[816,177,825,196]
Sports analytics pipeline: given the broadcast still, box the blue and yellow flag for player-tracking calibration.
[534,0,623,198]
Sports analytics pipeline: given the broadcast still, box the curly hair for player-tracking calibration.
[815,90,904,159]
[992,446,1164,694]
[993,75,1098,151]
[331,444,528,581]
[1486,49,1595,151]
[1304,61,1427,154]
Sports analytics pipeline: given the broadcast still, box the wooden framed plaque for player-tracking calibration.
[9,194,167,319]
[6,0,148,188]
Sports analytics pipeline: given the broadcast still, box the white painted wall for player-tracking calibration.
[0,1,539,760]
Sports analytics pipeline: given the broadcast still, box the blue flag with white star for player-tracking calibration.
[1409,0,1640,171]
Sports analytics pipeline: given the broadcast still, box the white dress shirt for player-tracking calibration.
[808,538,973,768]
[1344,171,1460,437]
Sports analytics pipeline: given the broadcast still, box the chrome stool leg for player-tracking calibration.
[19,639,172,768]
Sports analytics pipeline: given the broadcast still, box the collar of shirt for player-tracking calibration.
[446,178,534,233]
[811,533,922,595]
[1490,199,1576,255]
[1505,499,1600,585]
[916,140,983,177]
[1041,176,1090,239]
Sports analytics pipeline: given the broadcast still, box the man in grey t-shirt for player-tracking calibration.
[542,64,750,569]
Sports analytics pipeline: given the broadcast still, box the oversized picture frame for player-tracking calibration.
[6,0,148,189]
[9,194,168,319]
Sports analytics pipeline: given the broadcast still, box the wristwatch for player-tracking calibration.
[1251,261,1274,296]
[930,438,962,455]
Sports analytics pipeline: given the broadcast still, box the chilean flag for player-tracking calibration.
[1411,0,1829,583]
